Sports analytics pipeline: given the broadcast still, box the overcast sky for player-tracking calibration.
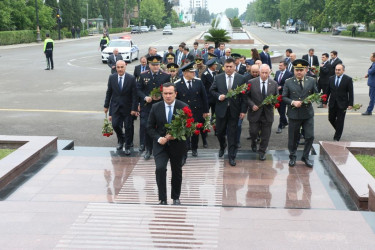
[206,0,251,15]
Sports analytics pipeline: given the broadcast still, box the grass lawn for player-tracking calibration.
[231,48,274,58]
[355,154,375,178]
[0,149,15,160]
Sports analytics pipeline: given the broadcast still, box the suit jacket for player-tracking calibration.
[246,77,278,123]
[282,76,318,120]
[214,48,225,59]
[104,73,137,115]
[236,64,247,75]
[201,69,217,104]
[318,60,332,92]
[287,62,294,76]
[302,54,319,67]
[175,78,209,122]
[175,50,184,64]
[147,100,188,156]
[209,72,247,119]
[107,54,123,74]
[220,56,231,65]
[329,57,343,76]
[191,49,201,57]
[368,62,375,87]
[260,51,272,69]
[274,70,293,94]
[133,64,150,80]
[182,52,195,63]
[326,74,354,110]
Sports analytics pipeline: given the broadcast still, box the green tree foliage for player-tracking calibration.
[225,8,239,19]
[59,0,73,28]
[139,0,166,27]
[231,17,242,28]
[195,8,210,24]
[204,28,231,48]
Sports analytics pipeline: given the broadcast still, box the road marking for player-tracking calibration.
[248,32,268,45]
[0,108,102,114]
[67,55,107,71]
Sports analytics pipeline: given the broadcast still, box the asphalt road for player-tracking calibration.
[0,25,374,150]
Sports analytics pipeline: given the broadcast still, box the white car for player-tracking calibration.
[286,26,297,33]
[140,26,149,32]
[163,26,173,35]
[358,25,366,32]
[101,39,139,63]
[263,22,272,28]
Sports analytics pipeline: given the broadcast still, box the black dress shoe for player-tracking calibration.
[229,158,236,166]
[289,158,296,167]
[276,128,282,134]
[246,136,251,140]
[181,155,187,166]
[203,143,208,148]
[173,199,181,205]
[144,151,151,160]
[219,148,225,157]
[139,144,145,152]
[159,200,167,205]
[362,111,372,115]
[124,148,131,155]
[192,149,198,157]
[301,157,313,168]
[45,68,50,70]
[282,123,288,128]
[251,142,257,153]
[259,153,266,161]
[116,143,123,151]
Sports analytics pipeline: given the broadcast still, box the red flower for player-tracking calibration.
[274,103,280,108]
[160,85,163,92]
[186,122,192,128]
[213,125,216,131]
[194,130,200,135]
[187,118,195,123]
[241,90,246,94]
[196,123,203,129]
[277,95,282,102]
[207,129,211,133]
[248,83,251,88]
[182,106,191,114]
[247,87,251,91]
[321,94,327,100]
[187,112,193,118]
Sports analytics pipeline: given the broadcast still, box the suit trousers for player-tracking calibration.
[126,115,136,145]
[112,112,132,148]
[140,111,153,151]
[216,107,238,159]
[45,51,53,69]
[277,102,288,128]
[288,117,314,159]
[249,113,272,154]
[154,142,185,201]
[366,86,375,112]
[329,104,347,140]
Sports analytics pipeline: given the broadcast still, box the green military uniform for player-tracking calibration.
[282,59,318,166]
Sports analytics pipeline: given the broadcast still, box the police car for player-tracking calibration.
[101,37,139,63]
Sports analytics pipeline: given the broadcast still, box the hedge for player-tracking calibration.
[0,30,65,45]
[341,30,375,38]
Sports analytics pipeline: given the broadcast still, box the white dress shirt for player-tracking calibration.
[158,100,176,144]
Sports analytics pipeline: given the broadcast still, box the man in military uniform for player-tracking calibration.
[201,59,218,118]
[282,59,318,168]
[167,63,180,83]
[161,53,175,72]
[137,55,170,159]
[175,62,209,157]
[194,56,206,78]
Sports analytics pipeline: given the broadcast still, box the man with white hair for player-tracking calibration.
[107,48,123,74]
[246,64,278,161]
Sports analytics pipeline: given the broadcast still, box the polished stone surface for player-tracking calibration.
[0,146,375,249]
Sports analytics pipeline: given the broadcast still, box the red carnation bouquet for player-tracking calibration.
[301,93,326,105]
[150,85,163,100]
[226,83,251,99]
[165,106,200,140]
[102,114,113,137]
[257,94,282,109]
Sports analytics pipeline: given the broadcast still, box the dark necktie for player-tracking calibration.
[335,76,340,87]
[118,77,122,91]
[228,76,232,90]
[141,66,145,72]
[153,73,157,79]
[167,105,172,124]
[299,80,303,90]
[262,81,266,99]
[188,80,192,89]
[278,72,283,83]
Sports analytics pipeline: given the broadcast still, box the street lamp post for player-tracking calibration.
[35,0,42,42]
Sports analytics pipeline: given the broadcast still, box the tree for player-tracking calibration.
[0,0,13,31]
[225,8,239,19]
[59,0,73,28]
[231,17,242,28]
[71,0,82,27]
[204,28,231,48]
[139,0,166,27]
[195,7,210,24]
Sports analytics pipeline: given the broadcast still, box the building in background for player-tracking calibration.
[177,0,208,23]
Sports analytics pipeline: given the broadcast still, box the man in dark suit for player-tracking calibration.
[274,61,293,133]
[175,62,209,157]
[317,53,332,108]
[260,45,272,69]
[282,59,318,168]
[285,48,292,64]
[203,46,215,63]
[133,56,149,80]
[147,82,188,205]
[182,47,195,63]
[287,53,296,75]
[107,48,124,74]
[214,43,226,59]
[247,64,278,160]
[175,44,185,65]
[329,50,343,76]
[220,48,232,65]
[323,64,353,141]
[209,58,247,166]
[362,52,375,115]
[201,59,218,117]
[104,60,138,155]
[302,48,319,67]
[144,46,157,59]
[232,53,247,75]
[137,55,170,159]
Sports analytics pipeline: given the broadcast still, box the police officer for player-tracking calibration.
[43,33,54,70]
[137,55,170,160]
[207,53,224,74]
[201,58,218,124]
[175,62,209,158]
[99,33,109,51]
[167,63,180,83]
[282,59,318,168]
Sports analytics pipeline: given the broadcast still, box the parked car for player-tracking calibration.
[358,25,366,32]
[131,26,141,34]
[322,27,330,32]
[191,22,196,28]
[149,25,157,31]
[101,39,139,63]
[332,26,346,35]
[285,26,297,33]
[140,26,149,32]
[162,26,173,35]
[257,23,263,27]
[263,22,272,28]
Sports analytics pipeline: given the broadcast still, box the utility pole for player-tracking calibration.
[35,0,41,42]
[123,0,128,28]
